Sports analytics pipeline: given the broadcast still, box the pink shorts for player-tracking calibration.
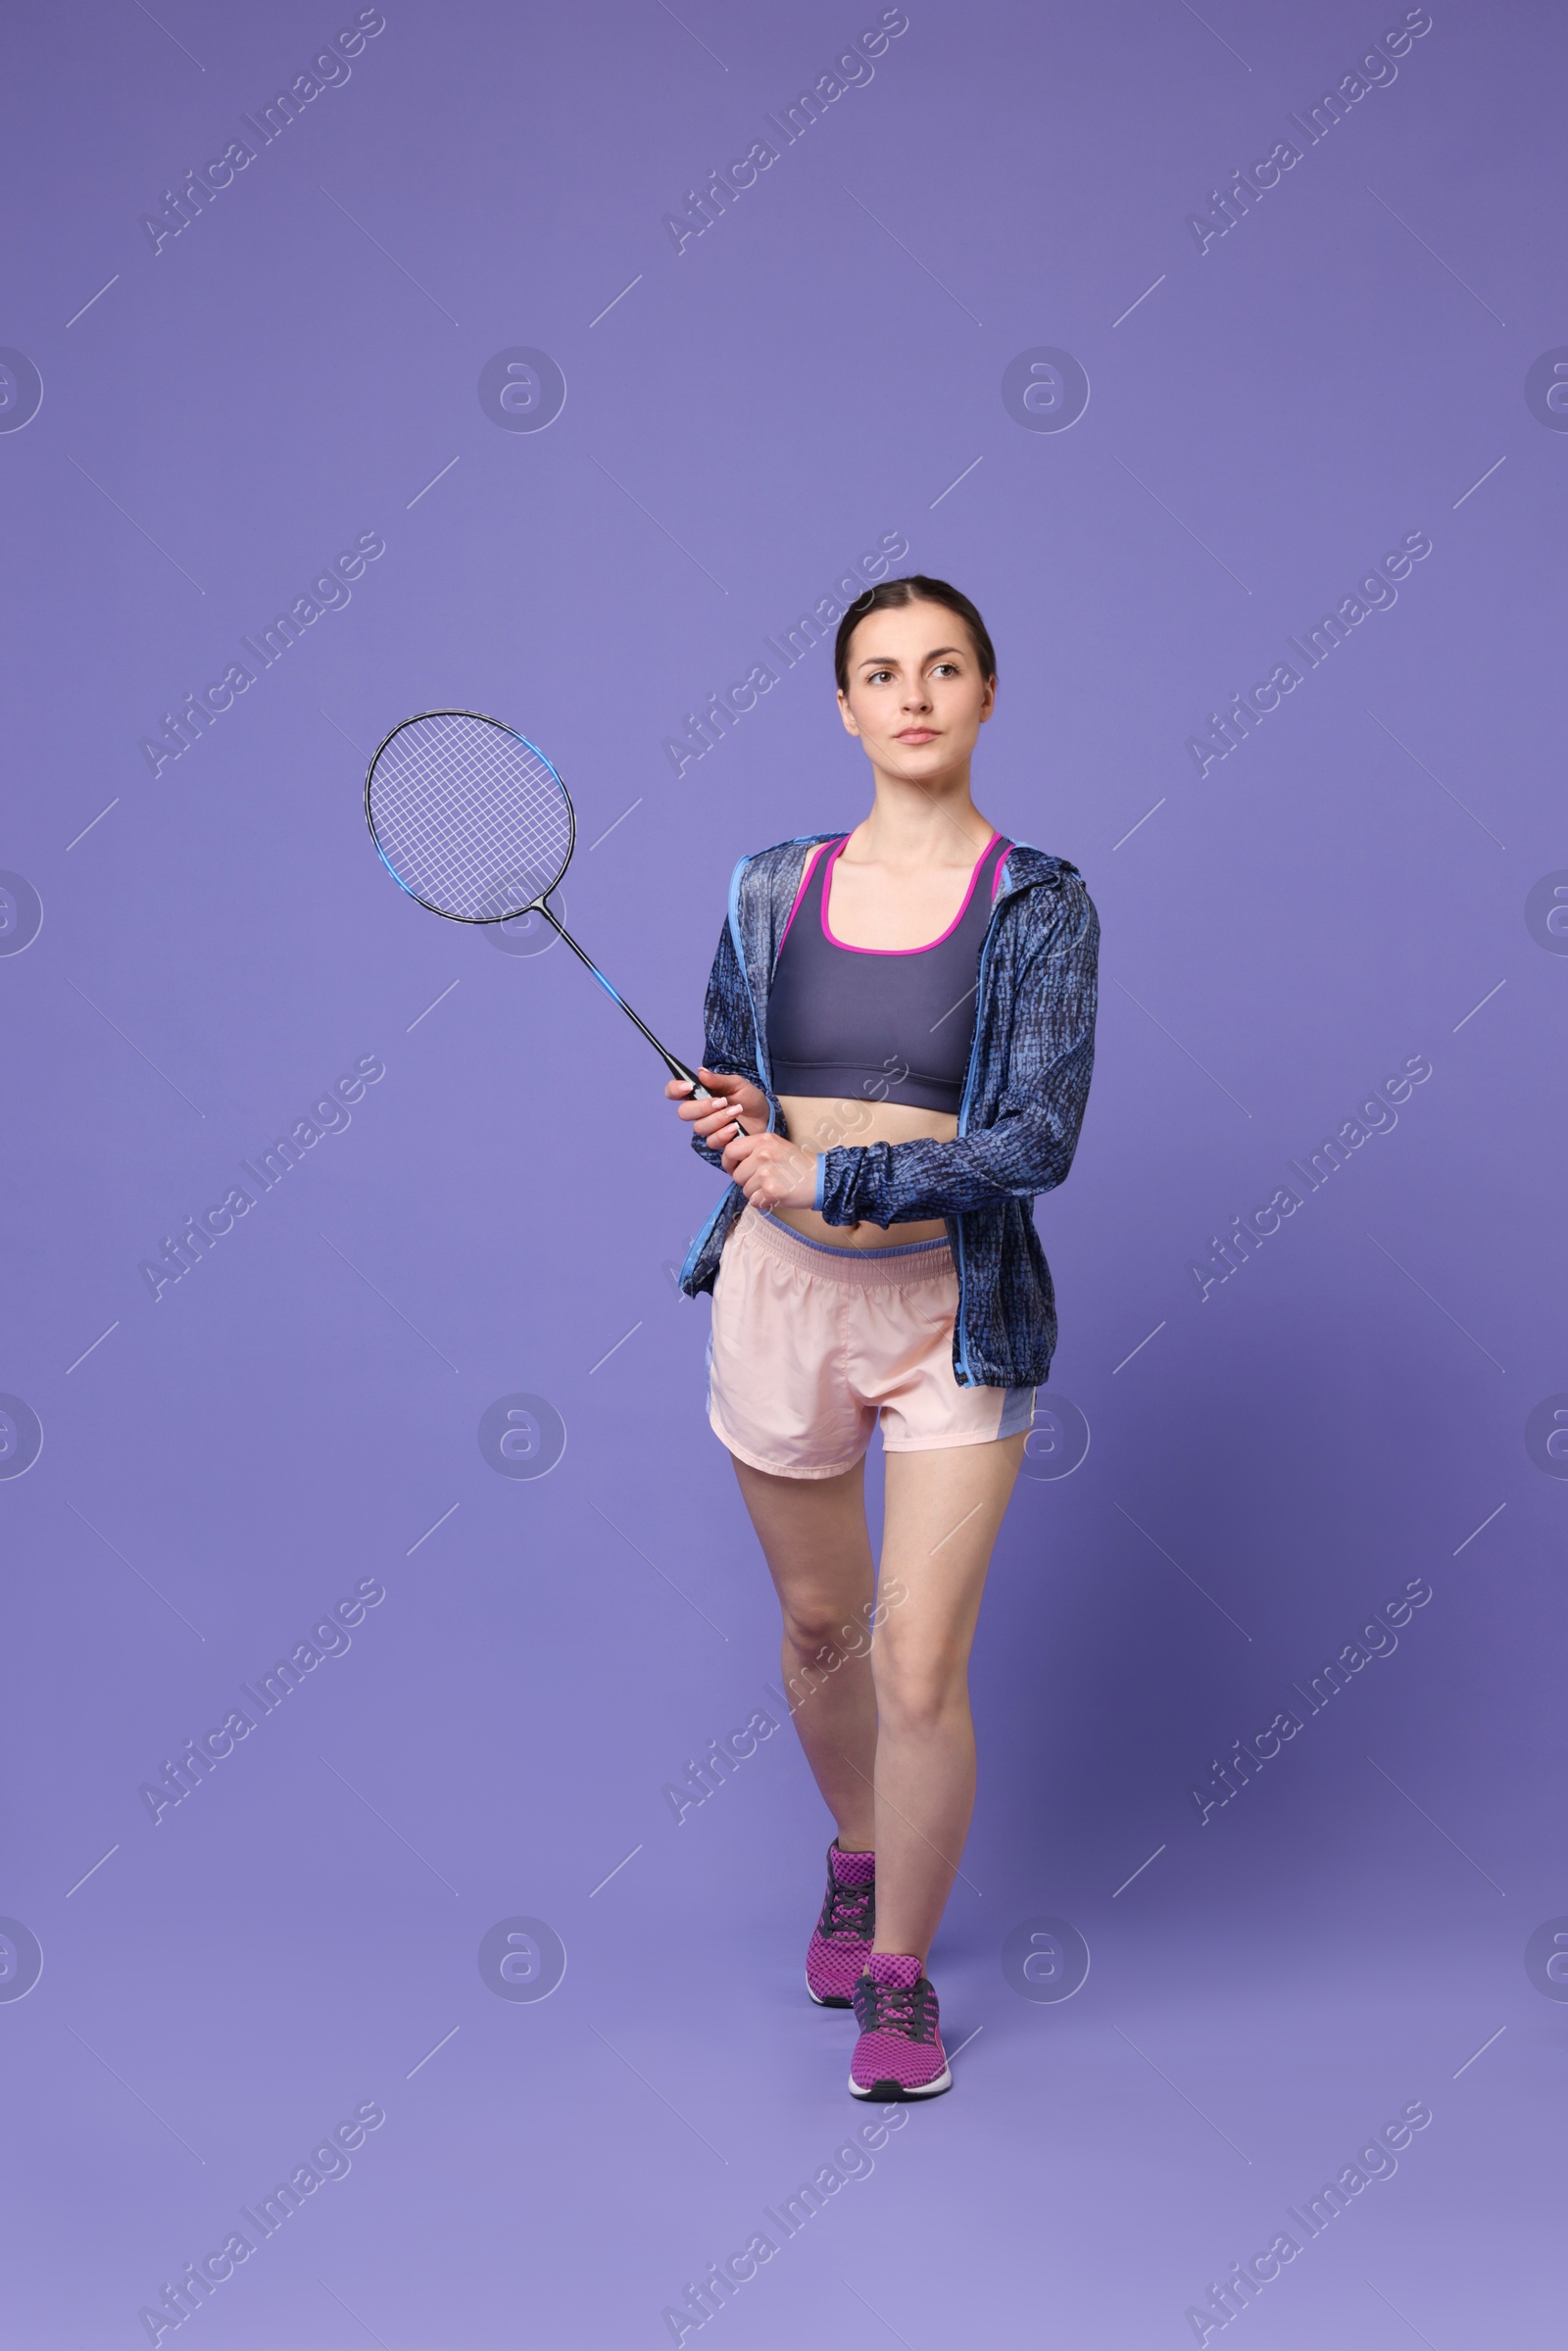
[707,1204,1036,1480]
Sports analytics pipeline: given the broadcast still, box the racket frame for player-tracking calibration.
[364,708,575,925]
[365,707,742,1128]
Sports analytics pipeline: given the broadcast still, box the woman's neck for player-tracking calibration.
[850,765,993,866]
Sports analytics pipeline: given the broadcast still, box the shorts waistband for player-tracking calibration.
[740,1204,954,1287]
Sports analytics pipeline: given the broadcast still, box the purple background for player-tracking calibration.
[2,2,1564,2344]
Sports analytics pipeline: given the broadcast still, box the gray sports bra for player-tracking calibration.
[766,832,1011,1115]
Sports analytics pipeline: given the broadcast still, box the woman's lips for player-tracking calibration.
[895,728,937,742]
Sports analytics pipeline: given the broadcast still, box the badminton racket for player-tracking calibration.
[364,710,743,1139]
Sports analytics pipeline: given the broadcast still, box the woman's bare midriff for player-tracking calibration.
[772,1092,956,1249]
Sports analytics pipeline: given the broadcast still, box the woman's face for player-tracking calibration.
[837,600,995,781]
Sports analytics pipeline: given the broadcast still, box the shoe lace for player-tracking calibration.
[856,1975,937,2042]
[818,1876,874,1941]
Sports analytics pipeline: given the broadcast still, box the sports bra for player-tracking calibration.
[766,831,1012,1115]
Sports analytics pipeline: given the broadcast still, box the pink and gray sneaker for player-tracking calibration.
[849,1952,952,2100]
[806,1840,875,2007]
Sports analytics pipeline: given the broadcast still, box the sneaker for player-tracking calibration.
[806,1840,875,2007]
[849,1952,952,2099]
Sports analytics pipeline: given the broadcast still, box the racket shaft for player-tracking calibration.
[531,906,743,1144]
[535,904,699,1085]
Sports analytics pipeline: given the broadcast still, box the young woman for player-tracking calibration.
[668,576,1099,2101]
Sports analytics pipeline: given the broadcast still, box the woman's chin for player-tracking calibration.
[878,741,965,784]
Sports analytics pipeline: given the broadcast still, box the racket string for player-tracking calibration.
[369,713,572,919]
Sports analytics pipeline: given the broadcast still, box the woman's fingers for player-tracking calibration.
[724,1135,816,1207]
[669,1068,765,1152]
[672,1087,739,1127]
[666,1078,751,1148]
[701,1068,766,1119]
[722,1132,800,1187]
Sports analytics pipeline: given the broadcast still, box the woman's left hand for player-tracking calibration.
[719,1127,820,1209]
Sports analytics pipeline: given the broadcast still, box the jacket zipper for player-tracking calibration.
[743,831,839,1103]
[953,853,1027,1386]
[729,851,771,1098]
[677,841,817,1293]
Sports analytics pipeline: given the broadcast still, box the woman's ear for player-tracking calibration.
[837,690,862,738]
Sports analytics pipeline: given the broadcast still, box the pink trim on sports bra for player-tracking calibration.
[776,839,835,956]
[820,831,1003,956]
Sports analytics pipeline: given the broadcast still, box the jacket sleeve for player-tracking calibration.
[813,874,1099,1225]
[688,906,782,1170]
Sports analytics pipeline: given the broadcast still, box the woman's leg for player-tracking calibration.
[870,1432,1027,1964]
[729,1456,881,1849]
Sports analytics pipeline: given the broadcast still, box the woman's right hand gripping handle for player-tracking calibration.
[665,1066,770,1152]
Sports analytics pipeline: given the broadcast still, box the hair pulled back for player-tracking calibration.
[832,574,997,695]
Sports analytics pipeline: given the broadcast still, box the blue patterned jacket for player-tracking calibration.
[676,831,1100,1388]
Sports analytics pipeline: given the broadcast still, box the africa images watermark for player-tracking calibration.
[1186,532,1433,781]
[139,1053,386,1302]
[662,1699,781,1825]
[138,1577,387,1825]
[662,2106,910,2344]
[662,1584,908,1825]
[1185,10,1434,257]
[137,2098,386,2345]
[139,531,387,779]
[1188,1574,1434,1826]
[138,11,387,256]
[1186,1053,1432,1301]
[662,531,910,780]
[662,10,909,256]
[1184,2099,1433,2344]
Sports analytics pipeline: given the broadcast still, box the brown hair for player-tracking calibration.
[833,573,998,695]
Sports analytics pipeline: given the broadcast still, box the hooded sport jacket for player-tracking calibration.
[676,832,1099,1389]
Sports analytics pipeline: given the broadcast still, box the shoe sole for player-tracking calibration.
[806,1971,855,2009]
[848,2064,953,2100]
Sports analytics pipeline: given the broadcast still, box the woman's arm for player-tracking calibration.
[811,878,1099,1225]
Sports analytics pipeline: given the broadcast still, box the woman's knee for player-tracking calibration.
[871,1642,967,1733]
[781,1601,874,1671]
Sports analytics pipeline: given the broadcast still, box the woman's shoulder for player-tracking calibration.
[728,830,842,898]
[738,829,843,869]
[998,844,1097,946]
[1000,840,1084,885]
[729,833,1089,909]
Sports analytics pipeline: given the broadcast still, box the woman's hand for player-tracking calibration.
[665,1065,769,1151]
[719,1127,820,1211]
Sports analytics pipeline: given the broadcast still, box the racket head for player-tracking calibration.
[365,710,575,923]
